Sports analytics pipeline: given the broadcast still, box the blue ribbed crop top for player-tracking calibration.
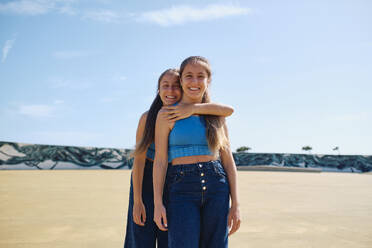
[146,143,156,160]
[168,115,213,161]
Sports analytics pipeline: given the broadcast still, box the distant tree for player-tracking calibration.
[302,146,312,154]
[333,146,340,155]
[236,146,251,153]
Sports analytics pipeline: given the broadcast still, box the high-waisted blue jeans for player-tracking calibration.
[165,160,230,248]
[124,159,168,248]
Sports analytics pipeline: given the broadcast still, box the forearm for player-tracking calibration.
[132,112,148,204]
[221,148,240,206]
[153,112,171,206]
[132,155,146,203]
[226,168,239,206]
[193,103,234,117]
[153,158,168,205]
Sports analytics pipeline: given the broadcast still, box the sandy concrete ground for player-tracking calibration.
[0,170,371,248]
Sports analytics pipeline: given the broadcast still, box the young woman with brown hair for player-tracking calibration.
[124,67,234,248]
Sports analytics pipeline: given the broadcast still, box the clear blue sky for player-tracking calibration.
[1,0,371,155]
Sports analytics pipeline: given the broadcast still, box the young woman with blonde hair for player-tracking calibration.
[153,56,241,248]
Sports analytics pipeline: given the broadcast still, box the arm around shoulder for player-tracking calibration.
[161,102,234,122]
[192,102,234,117]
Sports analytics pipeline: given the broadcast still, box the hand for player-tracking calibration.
[228,204,241,236]
[162,103,194,122]
[133,201,146,226]
[154,203,168,231]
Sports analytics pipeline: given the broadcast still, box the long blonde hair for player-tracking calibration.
[180,56,229,154]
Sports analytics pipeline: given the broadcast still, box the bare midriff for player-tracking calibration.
[171,155,217,166]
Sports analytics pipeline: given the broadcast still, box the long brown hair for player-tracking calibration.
[132,68,180,157]
[180,56,228,154]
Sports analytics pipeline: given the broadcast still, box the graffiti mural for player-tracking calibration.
[1,141,371,172]
[233,152,372,173]
[0,141,132,170]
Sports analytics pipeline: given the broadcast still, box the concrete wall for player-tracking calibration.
[1,141,371,172]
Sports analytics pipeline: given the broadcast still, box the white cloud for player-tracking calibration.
[1,38,16,63]
[19,104,54,117]
[0,0,77,16]
[0,1,120,24]
[111,75,127,82]
[58,4,76,15]
[54,100,64,104]
[0,0,53,15]
[82,9,120,23]
[52,50,90,59]
[137,4,251,26]
[0,0,75,16]
[1,2,250,27]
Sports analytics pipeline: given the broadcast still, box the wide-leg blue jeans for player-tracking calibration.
[166,160,230,248]
[124,159,168,248]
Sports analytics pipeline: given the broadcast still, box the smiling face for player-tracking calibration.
[180,62,210,103]
[158,72,182,106]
